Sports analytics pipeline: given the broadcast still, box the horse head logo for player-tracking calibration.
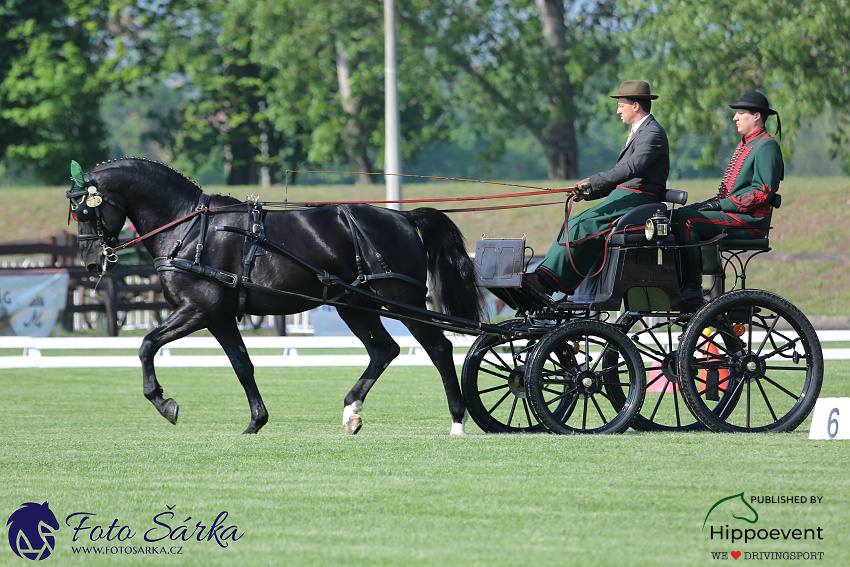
[6,502,60,561]
[703,492,759,529]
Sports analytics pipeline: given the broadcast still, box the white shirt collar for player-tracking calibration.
[632,114,651,134]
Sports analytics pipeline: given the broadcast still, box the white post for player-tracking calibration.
[384,0,402,210]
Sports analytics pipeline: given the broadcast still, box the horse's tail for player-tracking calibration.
[401,207,484,323]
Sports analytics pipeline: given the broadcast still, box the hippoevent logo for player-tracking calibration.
[703,491,826,561]
[6,502,60,561]
[6,503,243,561]
[703,492,759,528]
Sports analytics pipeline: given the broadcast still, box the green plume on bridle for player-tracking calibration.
[70,160,85,187]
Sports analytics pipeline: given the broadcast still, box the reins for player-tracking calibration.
[109,183,574,253]
[110,202,245,252]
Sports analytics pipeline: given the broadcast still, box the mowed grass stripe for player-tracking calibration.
[2,363,848,566]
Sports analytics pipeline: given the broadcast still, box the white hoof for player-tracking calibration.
[450,411,468,436]
[343,401,363,435]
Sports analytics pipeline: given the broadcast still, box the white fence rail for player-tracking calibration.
[1,331,848,369]
[0,335,478,368]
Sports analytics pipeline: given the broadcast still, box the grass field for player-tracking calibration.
[2,362,848,566]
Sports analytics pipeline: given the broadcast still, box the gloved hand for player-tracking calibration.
[695,199,721,211]
[681,200,721,211]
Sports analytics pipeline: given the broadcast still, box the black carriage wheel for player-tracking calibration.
[609,313,706,432]
[525,320,645,434]
[677,289,823,433]
[461,320,544,433]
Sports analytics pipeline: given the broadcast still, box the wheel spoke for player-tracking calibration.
[582,396,589,429]
[759,373,804,400]
[487,391,512,414]
[477,382,510,395]
[506,396,519,427]
[755,378,779,422]
[590,394,609,425]
[553,395,578,424]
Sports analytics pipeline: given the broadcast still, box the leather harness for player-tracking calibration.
[153,199,426,320]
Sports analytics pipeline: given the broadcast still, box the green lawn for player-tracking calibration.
[2,362,848,566]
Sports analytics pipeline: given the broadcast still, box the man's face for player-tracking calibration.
[733,109,761,136]
[617,99,640,126]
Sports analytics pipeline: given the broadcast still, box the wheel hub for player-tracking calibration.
[577,370,601,395]
[661,351,679,384]
[740,353,764,380]
[507,364,527,398]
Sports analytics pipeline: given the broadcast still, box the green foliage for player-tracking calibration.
[617,0,850,172]
[0,0,110,183]
[3,1,850,184]
[401,0,623,178]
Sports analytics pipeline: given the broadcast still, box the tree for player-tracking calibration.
[617,0,850,172]
[394,0,624,180]
[246,0,455,184]
[0,0,110,183]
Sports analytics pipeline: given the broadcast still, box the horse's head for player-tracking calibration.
[6,501,60,560]
[66,160,128,275]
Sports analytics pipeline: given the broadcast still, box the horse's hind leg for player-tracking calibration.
[336,308,400,435]
[405,321,468,436]
[208,320,268,434]
[139,305,207,425]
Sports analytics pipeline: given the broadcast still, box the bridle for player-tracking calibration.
[66,173,127,271]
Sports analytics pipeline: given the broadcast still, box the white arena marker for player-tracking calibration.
[809,398,850,440]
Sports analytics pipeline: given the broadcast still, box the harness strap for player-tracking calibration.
[153,257,342,305]
[167,194,212,259]
[337,205,427,292]
[237,201,267,319]
[154,257,239,288]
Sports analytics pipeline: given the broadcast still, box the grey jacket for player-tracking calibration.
[587,114,670,200]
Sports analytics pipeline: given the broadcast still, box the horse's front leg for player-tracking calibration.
[208,321,268,434]
[139,306,206,425]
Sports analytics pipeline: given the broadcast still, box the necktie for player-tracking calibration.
[623,131,633,150]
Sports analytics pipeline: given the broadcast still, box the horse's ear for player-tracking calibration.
[71,161,85,186]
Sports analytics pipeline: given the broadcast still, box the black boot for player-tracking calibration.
[678,248,705,307]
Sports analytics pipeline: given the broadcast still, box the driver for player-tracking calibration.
[525,80,670,295]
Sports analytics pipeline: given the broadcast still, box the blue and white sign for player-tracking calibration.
[0,270,69,337]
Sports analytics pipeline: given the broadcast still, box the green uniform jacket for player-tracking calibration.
[674,127,783,242]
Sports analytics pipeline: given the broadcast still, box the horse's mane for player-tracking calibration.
[92,157,242,206]
[94,157,202,189]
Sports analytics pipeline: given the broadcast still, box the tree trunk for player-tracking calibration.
[539,0,579,180]
[336,39,375,185]
[541,123,579,180]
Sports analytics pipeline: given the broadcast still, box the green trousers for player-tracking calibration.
[672,209,770,243]
[537,187,661,292]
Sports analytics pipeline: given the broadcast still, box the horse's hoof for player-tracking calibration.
[343,415,362,435]
[450,422,466,436]
[242,426,259,435]
[162,398,179,424]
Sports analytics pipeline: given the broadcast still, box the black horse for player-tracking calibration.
[67,158,483,435]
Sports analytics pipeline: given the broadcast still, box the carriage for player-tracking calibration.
[66,159,823,436]
[465,188,822,434]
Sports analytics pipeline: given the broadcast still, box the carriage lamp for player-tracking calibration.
[644,209,669,241]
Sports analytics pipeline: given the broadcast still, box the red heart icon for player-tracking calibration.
[731,551,741,560]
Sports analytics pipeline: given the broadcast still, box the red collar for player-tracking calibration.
[742,127,767,144]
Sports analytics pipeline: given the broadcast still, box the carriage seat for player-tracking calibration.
[608,189,688,246]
